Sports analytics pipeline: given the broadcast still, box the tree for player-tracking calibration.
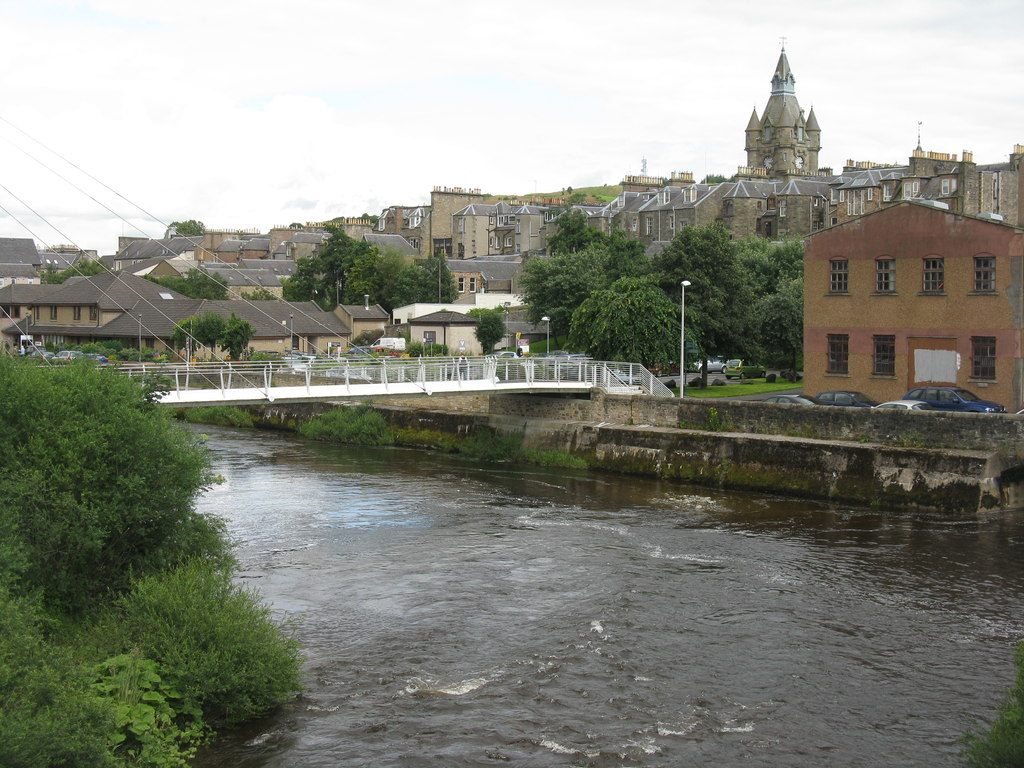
[40,258,107,284]
[547,209,605,255]
[241,287,278,301]
[149,269,228,300]
[0,358,225,615]
[701,173,733,184]
[753,276,803,372]
[734,237,804,298]
[469,308,507,353]
[519,243,611,334]
[218,314,255,359]
[282,227,374,309]
[650,224,755,383]
[169,220,205,236]
[568,276,679,367]
[193,312,226,352]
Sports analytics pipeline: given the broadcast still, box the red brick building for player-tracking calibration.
[804,201,1024,409]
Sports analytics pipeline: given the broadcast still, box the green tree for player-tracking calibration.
[519,243,610,334]
[149,269,228,300]
[701,173,733,184]
[170,220,205,236]
[753,276,803,371]
[40,258,108,284]
[0,358,226,615]
[651,223,754,382]
[547,209,605,255]
[734,237,804,297]
[568,276,679,367]
[218,314,254,359]
[469,308,507,353]
[283,227,374,309]
[241,287,278,300]
[194,312,226,352]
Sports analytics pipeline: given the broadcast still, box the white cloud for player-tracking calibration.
[0,0,1021,253]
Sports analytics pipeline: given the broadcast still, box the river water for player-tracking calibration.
[191,425,1024,767]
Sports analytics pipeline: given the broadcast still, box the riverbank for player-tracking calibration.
[181,388,1024,514]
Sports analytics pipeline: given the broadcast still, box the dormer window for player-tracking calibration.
[940,177,958,196]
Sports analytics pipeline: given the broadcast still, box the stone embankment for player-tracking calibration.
[248,390,1024,515]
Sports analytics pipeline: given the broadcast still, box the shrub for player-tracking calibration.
[964,641,1024,767]
[0,358,229,616]
[458,430,522,462]
[116,561,302,728]
[0,588,116,767]
[181,406,254,428]
[299,405,394,446]
[518,449,588,469]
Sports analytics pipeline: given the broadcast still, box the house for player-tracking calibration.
[803,201,1024,408]
[408,310,481,355]
[335,302,389,342]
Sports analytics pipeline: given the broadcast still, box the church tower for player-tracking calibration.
[744,48,820,177]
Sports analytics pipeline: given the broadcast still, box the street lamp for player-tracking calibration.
[542,316,550,354]
[289,313,294,351]
[679,280,691,398]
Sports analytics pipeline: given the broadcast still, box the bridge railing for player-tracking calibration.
[115,356,673,399]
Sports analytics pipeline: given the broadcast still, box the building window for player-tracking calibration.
[873,335,896,375]
[923,257,944,292]
[779,199,787,217]
[974,256,996,292]
[827,334,849,374]
[903,180,920,199]
[458,277,466,292]
[504,235,513,247]
[433,238,452,257]
[847,189,865,215]
[489,236,498,250]
[875,258,895,293]
[50,305,57,320]
[668,214,675,231]
[829,259,849,293]
[631,218,638,231]
[867,188,874,201]
[645,217,653,235]
[457,218,465,233]
[971,336,996,379]
[73,306,81,321]
[469,277,477,293]
[882,182,893,201]
[941,177,958,196]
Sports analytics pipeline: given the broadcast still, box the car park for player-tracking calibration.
[874,400,934,411]
[902,386,1005,413]
[724,359,766,379]
[816,390,879,407]
[761,394,819,405]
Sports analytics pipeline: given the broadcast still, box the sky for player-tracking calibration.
[1,0,1021,256]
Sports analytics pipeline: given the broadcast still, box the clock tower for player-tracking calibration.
[744,47,820,177]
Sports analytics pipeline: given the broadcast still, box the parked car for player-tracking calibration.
[816,390,879,407]
[761,394,819,405]
[874,400,934,411]
[724,359,766,379]
[902,386,1005,413]
[54,350,86,361]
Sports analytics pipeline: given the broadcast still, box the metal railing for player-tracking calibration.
[116,355,673,405]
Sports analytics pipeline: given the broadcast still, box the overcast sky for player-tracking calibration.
[1,0,1021,255]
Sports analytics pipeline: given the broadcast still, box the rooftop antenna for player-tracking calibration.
[641,156,648,175]
[916,121,923,151]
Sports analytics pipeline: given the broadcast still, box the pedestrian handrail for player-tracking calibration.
[114,356,673,405]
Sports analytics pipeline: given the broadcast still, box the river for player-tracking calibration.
[191,424,1024,767]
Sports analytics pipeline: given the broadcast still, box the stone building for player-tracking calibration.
[803,201,1024,409]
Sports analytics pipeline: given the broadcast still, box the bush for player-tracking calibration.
[964,641,1024,767]
[299,405,394,446]
[116,561,302,728]
[0,588,116,768]
[0,358,229,616]
[458,430,522,462]
[180,406,254,428]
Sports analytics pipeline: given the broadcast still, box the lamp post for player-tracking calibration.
[289,313,294,351]
[542,316,550,354]
[679,280,691,398]
[137,314,142,362]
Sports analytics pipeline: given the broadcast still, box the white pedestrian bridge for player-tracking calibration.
[121,356,674,407]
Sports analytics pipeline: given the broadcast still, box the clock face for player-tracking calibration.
[762,155,773,169]
[795,156,805,168]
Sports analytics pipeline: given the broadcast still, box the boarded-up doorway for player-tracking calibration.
[908,336,959,387]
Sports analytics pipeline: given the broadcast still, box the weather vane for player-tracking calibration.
[779,36,787,51]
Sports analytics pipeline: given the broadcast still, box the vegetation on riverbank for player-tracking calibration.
[0,358,301,767]
[963,640,1024,767]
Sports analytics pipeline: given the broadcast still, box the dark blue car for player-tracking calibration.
[902,386,1005,413]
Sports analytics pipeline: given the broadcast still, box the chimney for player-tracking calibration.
[364,294,369,310]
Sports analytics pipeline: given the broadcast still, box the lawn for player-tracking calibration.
[675,380,803,398]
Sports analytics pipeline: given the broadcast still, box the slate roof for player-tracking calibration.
[0,283,62,303]
[363,233,419,256]
[409,310,477,325]
[0,263,41,279]
[115,236,203,261]
[201,268,282,288]
[341,303,389,320]
[448,260,521,281]
[35,273,188,309]
[0,238,39,265]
